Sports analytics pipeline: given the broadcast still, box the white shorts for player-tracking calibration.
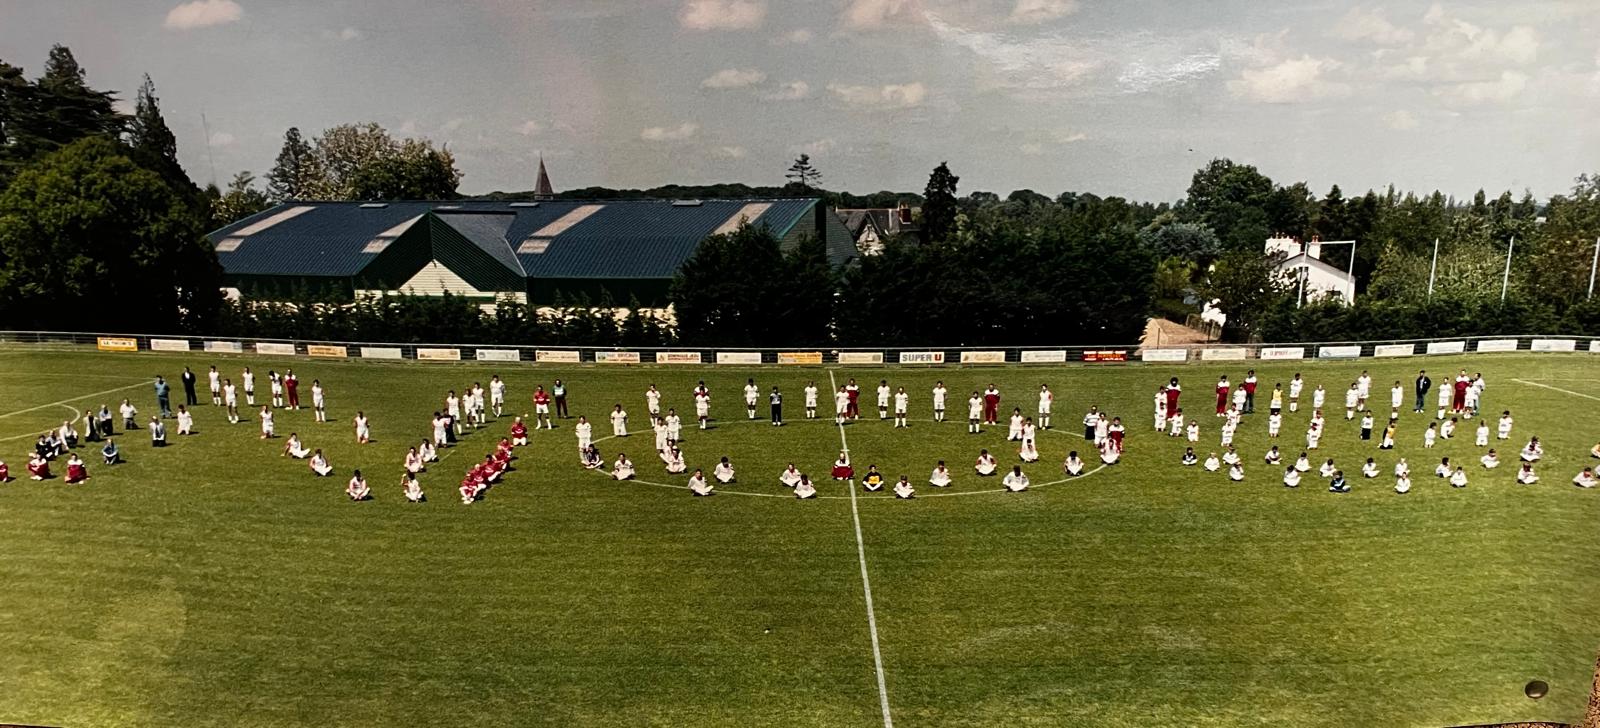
[536,404,549,414]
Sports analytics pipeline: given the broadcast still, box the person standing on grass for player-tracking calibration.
[803,381,818,419]
[1164,377,1182,418]
[1038,384,1054,429]
[845,378,861,419]
[553,379,569,419]
[154,375,172,418]
[284,369,300,410]
[932,381,948,423]
[894,387,909,428]
[983,384,1001,425]
[207,366,221,406]
[1287,373,1303,413]
[1242,370,1258,414]
[1413,370,1431,414]
[575,416,593,453]
[1214,375,1230,416]
[1154,386,1168,432]
[354,411,371,444]
[645,384,662,419]
[490,375,506,418]
[533,386,552,430]
[1452,369,1470,413]
[1084,405,1101,441]
[835,387,851,425]
[694,384,712,430]
[180,367,198,407]
[241,367,255,406]
[312,379,327,423]
[967,391,984,434]
[745,378,760,420]
[770,386,784,426]
[877,380,891,420]
[611,404,629,437]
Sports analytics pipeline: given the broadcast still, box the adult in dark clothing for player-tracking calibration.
[769,387,784,426]
[181,367,198,406]
[1413,370,1431,413]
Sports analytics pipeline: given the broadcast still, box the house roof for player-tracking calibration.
[210,198,823,280]
[1275,252,1353,284]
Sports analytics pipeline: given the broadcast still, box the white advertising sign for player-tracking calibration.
[360,347,404,360]
[898,351,946,364]
[1316,345,1361,359]
[255,342,297,356]
[1200,347,1247,361]
[1140,348,1188,362]
[595,351,642,364]
[416,348,462,361]
[1475,339,1518,353]
[717,352,763,364]
[1020,350,1068,363]
[959,351,1007,364]
[203,340,243,353]
[656,352,704,364]
[150,338,191,352]
[535,349,581,363]
[476,348,521,362]
[1373,344,1414,358]
[837,352,884,364]
[1426,341,1466,355]
[1530,338,1577,352]
[1259,346,1306,360]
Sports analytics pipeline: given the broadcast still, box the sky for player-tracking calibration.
[2,0,1598,202]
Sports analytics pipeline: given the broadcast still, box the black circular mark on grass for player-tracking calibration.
[1524,680,1548,699]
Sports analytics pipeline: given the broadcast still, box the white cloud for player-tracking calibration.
[164,0,242,30]
[641,122,700,141]
[680,0,766,30]
[396,120,418,135]
[792,138,837,155]
[1117,53,1221,93]
[701,68,767,89]
[713,146,748,159]
[840,0,924,31]
[1009,0,1077,25]
[774,28,813,44]
[442,117,469,132]
[208,131,236,147]
[1434,70,1527,104]
[1019,142,1045,156]
[338,27,363,41]
[1055,130,1087,143]
[1331,7,1413,45]
[1227,55,1351,103]
[516,120,544,136]
[764,80,811,100]
[926,14,1101,93]
[827,81,928,108]
[1382,110,1419,130]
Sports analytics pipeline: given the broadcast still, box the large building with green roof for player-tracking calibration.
[207,198,855,305]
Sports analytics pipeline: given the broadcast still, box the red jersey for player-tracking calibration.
[510,422,528,439]
[533,391,550,405]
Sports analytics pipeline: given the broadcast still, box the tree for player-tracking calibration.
[209,171,271,228]
[669,224,786,345]
[1138,221,1221,263]
[0,137,220,332]
[126,74,194,196]
[33,45,124,153]
[1184,158,1274,252]
[266,127,324,201]
[1199,249,1290,340]
[921,161,960,244]
[775,234,836,346]
[785,154,822,192]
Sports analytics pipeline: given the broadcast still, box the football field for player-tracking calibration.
[1,347,1597,727]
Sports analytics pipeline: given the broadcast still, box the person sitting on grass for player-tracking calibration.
[418,439,437,463]
[402,472,425,503]
[0,459,9,482]
[861,465,885,492]
[1328,470,1350,493]
[1516,462,1539,485]
[1435,457,1452,478]
[794,474,817,499]
[1481,449,1500,469]
[780,463,803,488]
[510,416,529,447]
[1283,465,1301,488]
[1203,452,1220,472]
[404,447,425,474]
[28,452,51,480]
[1449,466,1468,488]
[1361,458,1379,479]
[284,434,310,459]
[346,470,371,501]
[1228,462,1245,482]
[1264,446,1281,465]
[1064,451,1086,476]
[929,461,952,487]
[101,439,121,465]
[893,475,916,499]
[1222,447,1241,467]
[974,450,997,476]
[1098,438,1120,465]
[149,417,167,447]
[612,454,636,481]
[1574,467,1597,489]
[688,469,715,496]
[1003,465,1030,492]
[309,449,333,477]
[64,454,89,484]
[1521,436,1544,462]
[460,473,484,505]
[663,446,686,474]
[713,456,736,484]
[831,451,854,480]
[1294,452,1312,473]
[1182,447,1198,466]
[1319,458,1337,479]
[1395,471,1412,494]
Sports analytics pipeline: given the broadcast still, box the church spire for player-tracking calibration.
[534,156,554,199]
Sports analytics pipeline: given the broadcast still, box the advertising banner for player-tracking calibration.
[777,351,824,365]
[1200,347,1247,361]
[1530,338,1577,352]
[307,345,348,358]
[1140,348,1188,362]
[595,351,642,364]
[149,338,191,352]
[1081,350,1129,363]
[359,347,404,360]
[416,348,462,361]
[656,352,704,364]
[203,340,243,353]
[1374,344,1414,357]
[1475,339,1518,353]
[716,352,763,364]
[475,348,520,362]
[837,352,884,364]
[96,337,138,352]
[1316,345,1361,359]
[1020,350,1067,363]
[255,342,297,356]
[959,351,1007,364]
[898,351,946,365]
[1259,346,1306,360]
[1425,341,1466,355]
[535,350,581,363]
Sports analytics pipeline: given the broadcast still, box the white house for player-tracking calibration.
[1267,235,1356,305]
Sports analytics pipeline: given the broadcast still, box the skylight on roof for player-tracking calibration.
[672,199,703,207]
[517,239,553,254]
[712,202,774,235]
[435,204,461,210]
[360,215,421,255]
[231,205,313,237]
[528,204,604,238]
[360,203,388,209]
[362,241,390,254]
[509,202,540,208]
[215,237,244,252]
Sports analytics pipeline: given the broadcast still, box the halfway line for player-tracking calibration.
[1510,378,1600,403]
[830,369,894,728]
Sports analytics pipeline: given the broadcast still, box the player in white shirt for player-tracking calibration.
[1305,422,1321,450]
[693,386,711,430]
[744,379,760,420]
[610,404,628,437]
[645,385,662,418]
[967,392,984,434]
[1434,457,1453,478]
[1436,383,1452,420]
[932,381,948,422]
[975,449,997,476]
[431,413,448,447]
[309,449,333,477]
[311,380,327,422]
[282,434,310,459]
[835,387,851,426]
[1295,453,1312,472]
[1440,417,1457,440]
[876,381,891,420]
[1094,414,1110,447]
[1007,409,1025,441]
[259,406,275,439]
[1203,452,1220,472]
[1356,371,1372,403]
[1520,436,1543,462]
[1481,449,1500,469]
[1154,386,1168,432]
[446,391,462,434]
[1287,374,1304,412]
[893,476,916,499]
[1319,458,1337,478]
[241,367,256,406]
[1449,467,1468,488]
[1264,446,1282,465]
[793,475,817,499]
[1474,420,1489,447]
[1423,423,1436,448]
[1002,466,1029,492]
[402,472,425,502]
[346,471,371,501]
[223,380,239,423]
[404,446,425,474]
[1219,419,1236,448]
[713,457,737,484]
[652,417,669,455]
[929,461,952,487]
[1282,466,1301,488]
[893,387,910,428]
[1186,420,1199,443]
[1019,419,1039,462]
[688,469,715,496]
[1497,411,1513,440]
[1361,459,1380,478]
[1228,463,1245,482]
[1064,451,1085,476]
[1168,409,1185,438]
[780,464,803,488]
[208,366,222,405]
[574,416,593,452]
[665,410,682,442]
[490,375,506,417]
[804,381,819,419]
[1343,384,1359,420]
[1514,462,1538,484]
[1390,381,1404,411]
[665,447,688,474]
[1573,467,1597,488]
[1267,411,1282,438]
[353,412,370,444]
[269,371,285,408]
[470,382,486,426]
[1311,385,1326,413]
[1037,385,1053,429]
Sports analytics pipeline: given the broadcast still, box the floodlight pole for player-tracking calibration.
[1500,236,1515,303]
[1427,237,1439,298]
[1589,236,1599,299]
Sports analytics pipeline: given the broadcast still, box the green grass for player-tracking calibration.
[0,347,1596,727]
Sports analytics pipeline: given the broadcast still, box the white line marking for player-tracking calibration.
[1511,378,1600,403]
[831,369,894,728]
[0,381,150,420]
[0,405,84,442]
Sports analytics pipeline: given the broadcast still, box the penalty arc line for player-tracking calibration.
[0,381,151,421]
[831,369,894,728]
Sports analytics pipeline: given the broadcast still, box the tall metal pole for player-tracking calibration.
[1589,236,1599,299]
[1500,236,1514,303]
[1427,237,1439,298]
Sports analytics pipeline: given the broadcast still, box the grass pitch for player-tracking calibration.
[0,348,1597,727]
